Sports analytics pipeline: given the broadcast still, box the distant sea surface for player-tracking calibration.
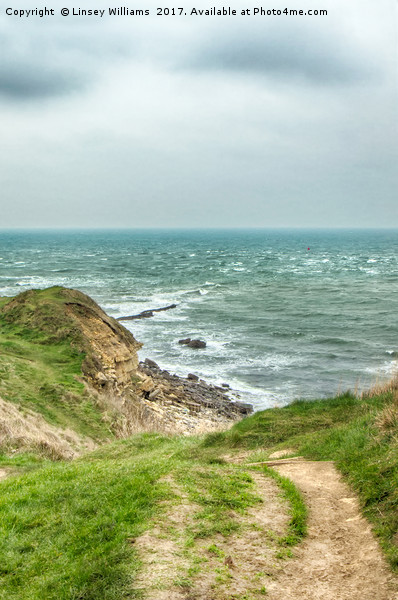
[0,229,397,410]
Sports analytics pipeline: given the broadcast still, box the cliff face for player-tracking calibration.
[1,286,142,395]
[64,297,142,394]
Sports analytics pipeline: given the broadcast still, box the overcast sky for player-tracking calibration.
[0,0,397,228]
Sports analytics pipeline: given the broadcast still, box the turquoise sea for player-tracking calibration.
[0,229,397,410]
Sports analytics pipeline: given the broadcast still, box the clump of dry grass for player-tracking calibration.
[375,396,398,441]
[0,397,96,460]
[362,375,398,399]
[360,376,398,442]
[94,390,168,438]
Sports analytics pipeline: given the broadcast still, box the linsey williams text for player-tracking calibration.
[73,8,150,15]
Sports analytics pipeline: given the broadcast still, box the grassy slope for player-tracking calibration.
[0,387,396,599]
[0,288,396,597]
[0,435,285,600]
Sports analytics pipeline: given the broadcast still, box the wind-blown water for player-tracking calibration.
[0,229,397,410]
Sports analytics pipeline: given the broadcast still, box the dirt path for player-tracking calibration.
[0,469,8,481]
[267,460,397,600]
[133,460,397,599]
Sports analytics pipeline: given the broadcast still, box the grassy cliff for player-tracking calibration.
[0,286,142,456]
[0,288,396,598]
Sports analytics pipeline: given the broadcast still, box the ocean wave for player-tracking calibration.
[314,337,356,346]
[364,360,398,376]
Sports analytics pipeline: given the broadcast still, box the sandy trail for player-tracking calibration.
[267,460,397,600]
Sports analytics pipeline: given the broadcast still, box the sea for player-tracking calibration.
[0,229,397,411]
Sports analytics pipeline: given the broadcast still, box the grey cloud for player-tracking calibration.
[0,2,380,102]
[182,26,373,84]
[0,63,86,99]
[0,20,133,100]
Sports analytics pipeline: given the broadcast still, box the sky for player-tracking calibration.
[0,0,397,228]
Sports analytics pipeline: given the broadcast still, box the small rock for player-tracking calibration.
[222,383,230,388]
[178,338,191,345]
[144,358,159,369]
[237,403,252,414]
[95,371,108,382]
[140,378,155,393]
[187,373,199,381]
[149,388,161,400]
[187,339,206,349]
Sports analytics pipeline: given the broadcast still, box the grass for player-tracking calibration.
[0,336,109,443]
[0,435,183,600]
[263,466,307,547]
[0,430,304,599]
[0,387,396,598]
[0,288,114,445]
[204,385,398,571]
[177,463,262,539]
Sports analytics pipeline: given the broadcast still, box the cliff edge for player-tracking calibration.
[0,287,251,456]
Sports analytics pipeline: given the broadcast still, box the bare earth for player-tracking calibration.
[135,459,397,599]
[0,469,8,481]
[267,460,398,600]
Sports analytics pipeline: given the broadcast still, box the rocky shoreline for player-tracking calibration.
[136,358,253,435]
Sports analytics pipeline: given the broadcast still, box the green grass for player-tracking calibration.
[0,434,277,599]
[263,466,307,547]
[0,435,183,600]
[177,463,262,539]
[205,387,398,571]
[0,386,397,598]
[0,287,118,446]
[0,336,109,442]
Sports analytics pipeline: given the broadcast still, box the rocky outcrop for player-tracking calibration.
[117,304,177,321]
[0,286,142,397]
[66,299,142,394]
[137,358,252,423]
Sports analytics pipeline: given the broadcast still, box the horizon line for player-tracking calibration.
[0,226,397,232]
